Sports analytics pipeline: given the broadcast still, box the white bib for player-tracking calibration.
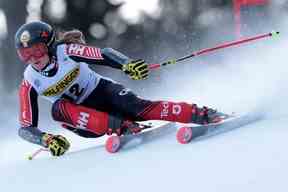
[24,44,103,103]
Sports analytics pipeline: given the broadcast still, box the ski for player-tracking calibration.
[176,112,263,144]
[105,122,175,153]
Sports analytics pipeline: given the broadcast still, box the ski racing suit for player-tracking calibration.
[18,43,213,147]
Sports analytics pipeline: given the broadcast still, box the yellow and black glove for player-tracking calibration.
[42,134,70,156]
[122,59,149,80]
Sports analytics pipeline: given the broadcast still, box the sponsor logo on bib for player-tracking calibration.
[42,66,80,96]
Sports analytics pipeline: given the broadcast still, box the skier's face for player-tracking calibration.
[17,43,49,71]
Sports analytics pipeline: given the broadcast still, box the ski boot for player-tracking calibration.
[106,120,144,136]
[190,104,229,125]
[177,105,230,144]
[106,120,149,153]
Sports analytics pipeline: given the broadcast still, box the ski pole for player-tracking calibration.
[27,148,49,160]
[149,31,280,70]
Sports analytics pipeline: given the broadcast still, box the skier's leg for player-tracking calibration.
[51,99,124,136]
[79,79,150,119]
[52,99,121,136]
[139,102,226,124]
[92,80,225,125]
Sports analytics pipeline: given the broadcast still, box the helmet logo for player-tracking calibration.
[20,30,31,47]
[41,31,49,38]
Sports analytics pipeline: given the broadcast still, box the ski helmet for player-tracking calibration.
[15,21,55,49]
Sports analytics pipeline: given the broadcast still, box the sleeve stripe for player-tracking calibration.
[19,81,32,126]
[66,44,104,60]
[19,80,38,127]
[96,48,102,59]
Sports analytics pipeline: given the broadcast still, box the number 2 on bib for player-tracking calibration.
[62,83,84,102]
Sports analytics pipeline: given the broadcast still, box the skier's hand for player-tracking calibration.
[122,59,149,80]
[42,134,70,156]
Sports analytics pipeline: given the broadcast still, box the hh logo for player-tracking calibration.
[76,112,90,129]
[66,44,103,60]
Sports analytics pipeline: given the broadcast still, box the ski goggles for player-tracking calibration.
[17,43,48,63]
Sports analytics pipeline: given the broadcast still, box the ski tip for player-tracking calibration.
[176,127,193,144]
[105,136,121,153]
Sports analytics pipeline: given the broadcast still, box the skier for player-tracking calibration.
[16,21,226,156]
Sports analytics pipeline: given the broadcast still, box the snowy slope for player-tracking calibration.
[0,117,287,192]
[1,12,288,192]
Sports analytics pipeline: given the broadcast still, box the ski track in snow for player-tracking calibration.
[1,11,288,192]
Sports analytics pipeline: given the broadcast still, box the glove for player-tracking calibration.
[42,133,70,156]
[122,59,149,80]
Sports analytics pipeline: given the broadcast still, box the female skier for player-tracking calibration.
[16,21,225,156]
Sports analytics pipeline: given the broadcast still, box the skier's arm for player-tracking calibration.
[18,80,70,156]
[18,80,44,146]
[65,44,149,80]
[65,44,129,69]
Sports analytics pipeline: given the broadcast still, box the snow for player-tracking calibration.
[1,7,288,192]
[1,118,287,192]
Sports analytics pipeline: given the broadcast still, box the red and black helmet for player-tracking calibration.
[15,21,55,49]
